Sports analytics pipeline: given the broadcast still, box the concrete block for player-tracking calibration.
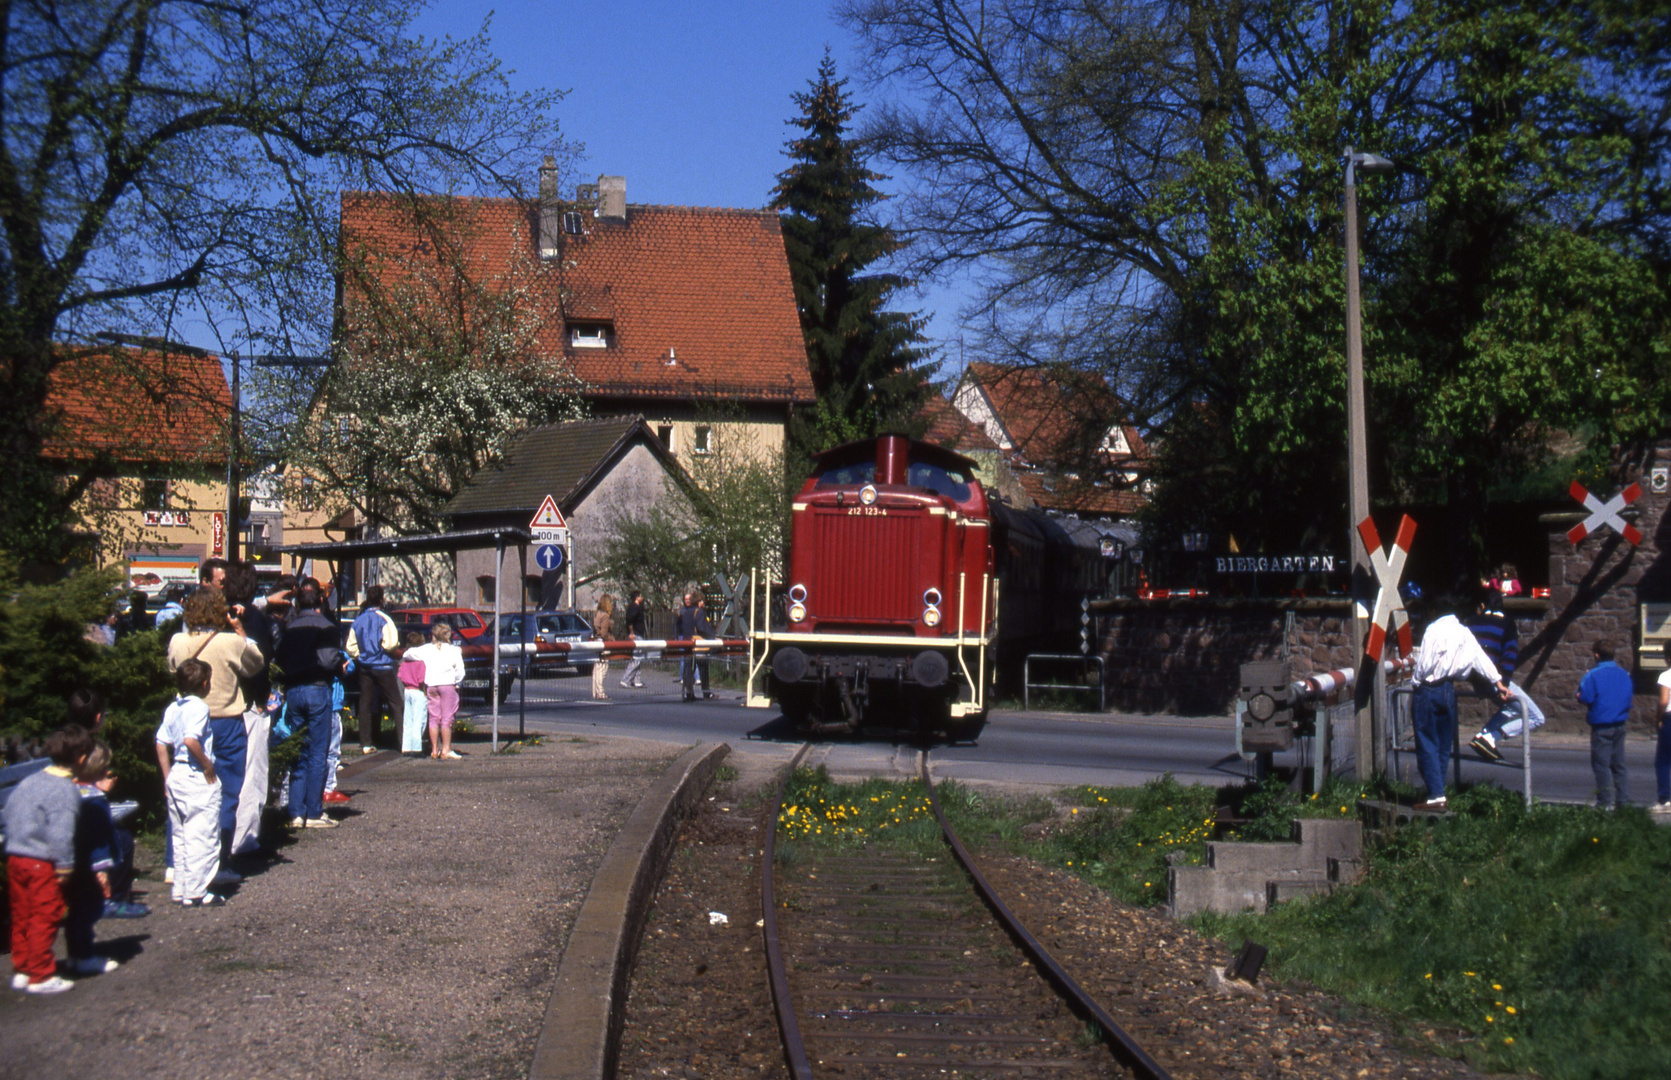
[1206,840,1311,874]
[1328,856,1365,885]
[1295,818,1363,863]
[1267,875,1331,907]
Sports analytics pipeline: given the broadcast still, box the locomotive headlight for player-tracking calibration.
[788,602,807,623]
[922,587,943,608]
[922,606,942,627]
[859,484,878,505]
[788,583,807,603]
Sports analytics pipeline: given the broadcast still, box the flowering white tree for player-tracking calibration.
[258,199,585,568]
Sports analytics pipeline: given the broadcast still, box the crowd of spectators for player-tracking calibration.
[6,558,468,994]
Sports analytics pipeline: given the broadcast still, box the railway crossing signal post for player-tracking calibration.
[1344,147,1395,779]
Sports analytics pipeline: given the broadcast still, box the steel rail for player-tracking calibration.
[761,743,814,1080]
[919,751,1177,1080]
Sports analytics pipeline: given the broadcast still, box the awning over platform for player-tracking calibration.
[276,526,533,561]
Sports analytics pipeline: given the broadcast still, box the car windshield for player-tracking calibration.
[907,460,972,501]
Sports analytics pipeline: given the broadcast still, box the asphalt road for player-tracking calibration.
[476,663,1658,805]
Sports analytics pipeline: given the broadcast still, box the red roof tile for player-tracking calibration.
[918,393,999,452]
[340,193,814,404]
[962,362,1150,469]
[43,348,230,465]
[1014,471,1146,516]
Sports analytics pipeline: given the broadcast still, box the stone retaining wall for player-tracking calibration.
[1094,442,1671,731]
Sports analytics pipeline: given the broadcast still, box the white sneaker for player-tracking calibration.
[10,972,27,991]
[23,975,74,994]
[1652,802,1671,815]
[303,816,339,829]
[68,956,118,975]
[289,816,307,828]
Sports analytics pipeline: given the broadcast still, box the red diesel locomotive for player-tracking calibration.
[746,434,1103,736]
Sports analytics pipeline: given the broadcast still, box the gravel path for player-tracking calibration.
[2,734,680,1079]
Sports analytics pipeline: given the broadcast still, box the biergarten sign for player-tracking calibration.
[1215,555,1340,574]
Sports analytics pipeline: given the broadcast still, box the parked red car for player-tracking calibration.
[388,606,489,643]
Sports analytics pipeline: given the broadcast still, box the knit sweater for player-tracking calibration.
[3,765,80,869]
[167,629,266,717]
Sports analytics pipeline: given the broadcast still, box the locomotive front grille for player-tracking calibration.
[808,508,925,624]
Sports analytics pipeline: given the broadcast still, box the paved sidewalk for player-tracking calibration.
[2,734,681,1080]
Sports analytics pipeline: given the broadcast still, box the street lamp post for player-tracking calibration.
[1344,147,1394,781]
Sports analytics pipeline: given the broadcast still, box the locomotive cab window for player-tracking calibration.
[907,461,972,501]
[815,460,876,487]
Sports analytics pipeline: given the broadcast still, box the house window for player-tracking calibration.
[569,323,610,348]
[524,575,542,605]
[693,425,712,455]
[141,478,171,510]
[476,575,496,607]
[299,475,316,512]
[656,425,673,451]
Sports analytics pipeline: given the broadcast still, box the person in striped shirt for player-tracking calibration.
[1467,587,1545,761]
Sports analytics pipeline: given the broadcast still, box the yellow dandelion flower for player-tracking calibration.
[1425,973,1432,979]
[1492,984,1502,991]
[1486,1016,1494,1023]
[1506,1006,1516,1014]
[1504,1037,1514,1045]
[1465,971,1477,977]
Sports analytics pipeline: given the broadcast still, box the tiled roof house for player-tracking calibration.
[952,362,1151,519]
[44,346,233,593]
[338,171,815,459]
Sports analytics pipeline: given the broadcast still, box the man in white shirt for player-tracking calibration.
[1408,609,1511,811]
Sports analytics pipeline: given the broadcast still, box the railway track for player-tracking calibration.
[761,746,1175,1079]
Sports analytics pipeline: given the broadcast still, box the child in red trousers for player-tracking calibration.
[5,725,94,994]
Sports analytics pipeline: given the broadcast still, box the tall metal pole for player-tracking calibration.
[1344,149,1386,779]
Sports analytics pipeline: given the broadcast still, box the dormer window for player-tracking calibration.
[569,322,611,348]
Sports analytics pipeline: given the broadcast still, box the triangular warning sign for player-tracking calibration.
[530,495,567,529]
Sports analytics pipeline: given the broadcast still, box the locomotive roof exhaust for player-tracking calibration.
[877,434,909,485]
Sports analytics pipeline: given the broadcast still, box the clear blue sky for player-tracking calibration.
[411,0,971,365]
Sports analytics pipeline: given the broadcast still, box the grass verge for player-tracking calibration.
[775,768,1671,1078]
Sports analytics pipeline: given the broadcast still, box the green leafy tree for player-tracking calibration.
[0,563,173,824]
[596,424,787,616]
[840,0,1671,580]
[771,53,935,454]
[0,0,570,561]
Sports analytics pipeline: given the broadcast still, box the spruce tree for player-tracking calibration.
[772,53,933,452]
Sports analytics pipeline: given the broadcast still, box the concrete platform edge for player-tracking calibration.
[529,741,730,1080]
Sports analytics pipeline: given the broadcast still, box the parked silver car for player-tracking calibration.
[494,610,595,676]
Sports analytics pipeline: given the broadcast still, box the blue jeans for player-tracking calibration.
[1591,723,1629,808]
[1412,682,1457,800]
[1657,716,1671,804]
[284,685,334,820]
[210,713,248,852]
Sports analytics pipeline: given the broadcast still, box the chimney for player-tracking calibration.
[597,175,626,221]
[537,155,561,259]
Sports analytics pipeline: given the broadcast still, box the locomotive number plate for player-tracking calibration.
[847,506,888,516]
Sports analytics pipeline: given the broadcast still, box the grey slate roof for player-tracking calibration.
[445,415,673,518]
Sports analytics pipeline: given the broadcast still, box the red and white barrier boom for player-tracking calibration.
[1357,514,1417,660]
[1291,656,1413,701]
[462,638,749,662]
[1567,480,1642,546]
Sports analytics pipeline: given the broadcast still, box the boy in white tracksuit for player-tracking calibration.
[157,660,224,906]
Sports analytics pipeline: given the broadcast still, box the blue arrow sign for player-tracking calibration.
[535,544,565,572]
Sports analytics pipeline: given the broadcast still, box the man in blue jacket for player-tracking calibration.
[1578,640,1635,809]
[347,585,400,753]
